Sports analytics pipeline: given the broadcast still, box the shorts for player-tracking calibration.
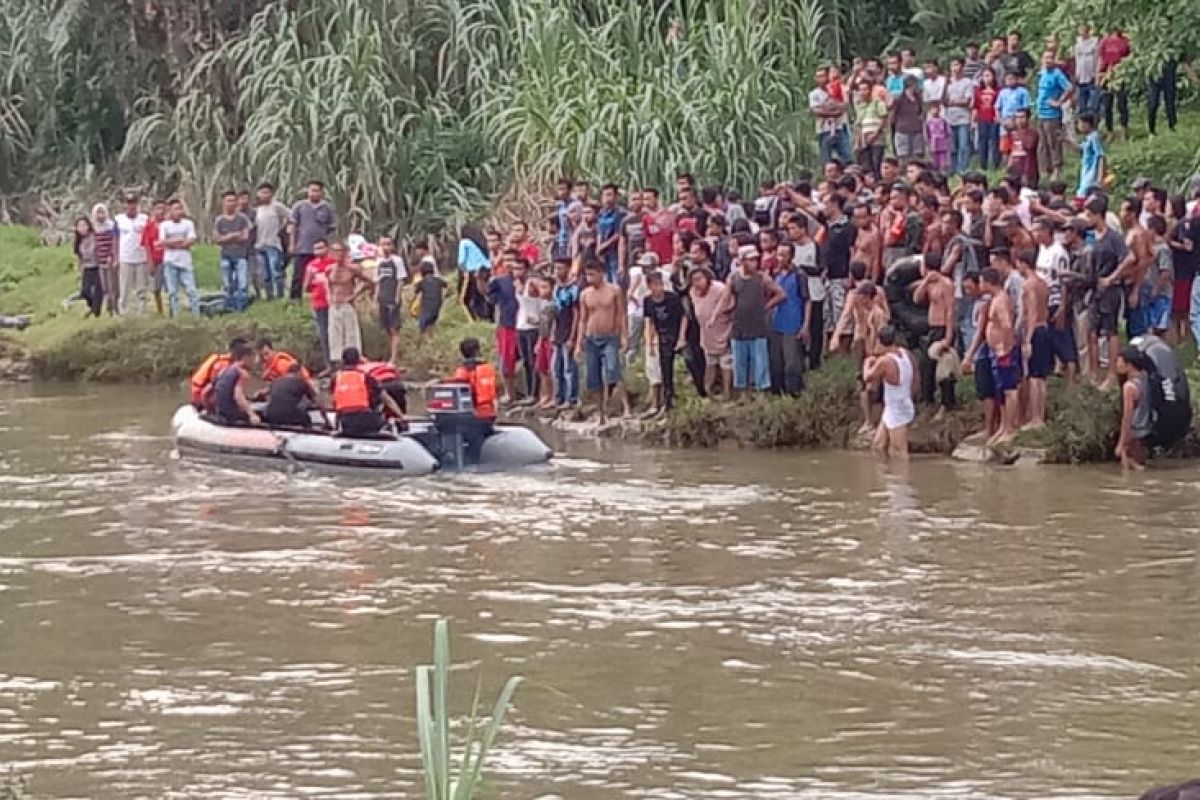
[153,262,166,292]
[585,335,622,391]
[495,326,519,376]
[1173,276,1193,313]
[1148,294,1172,331]
[894,131,926,159]
[1092,285,1122,336]
[1027,325,1053,379]
[379,301,401,332]
[731,337,770,390]
[1049,312,1078,365]
[418,310,440,331]
[535,338,552,375]
[990,347,1020,399]
[974,355,996,400]
[705,349,734,372]
[644,344,663,385]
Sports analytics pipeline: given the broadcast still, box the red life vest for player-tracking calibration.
[333,369,371,414]
[190,353,231,407]
[360,360,398,383]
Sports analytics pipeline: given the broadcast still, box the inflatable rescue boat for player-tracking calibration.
[172,383,553,476]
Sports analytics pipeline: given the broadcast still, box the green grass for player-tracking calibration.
[0,225,491,382]
[415,619,521,800]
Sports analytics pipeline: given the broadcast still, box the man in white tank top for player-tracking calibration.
[863,324,915,460]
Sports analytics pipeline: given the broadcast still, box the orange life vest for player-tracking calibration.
[190,353,231,406]
[333,369,371,414]
[453,362,498,420]
[361,361,398,383]
[262,351,310,383]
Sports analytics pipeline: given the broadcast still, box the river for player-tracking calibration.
[1,384,1198,799]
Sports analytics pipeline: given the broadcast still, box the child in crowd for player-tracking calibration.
[924,102,951,172]
[412,261,446,340]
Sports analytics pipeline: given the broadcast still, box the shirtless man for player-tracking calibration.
[830,261,890,350]
[325,241,374,369]
[1100,196,1155,342]
[575,259,630,422]
[919,194,947,256]
[972,267,1019,444]
[831,268,890,434]
[863,324,915,461]
[913,252,957,412]
[1015,247,1051,428]
[850,203,884,282]
[962,273,999,442]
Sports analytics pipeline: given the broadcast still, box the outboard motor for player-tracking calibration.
[425,382,477,469]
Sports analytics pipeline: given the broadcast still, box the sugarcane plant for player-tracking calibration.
[415,618,523,800]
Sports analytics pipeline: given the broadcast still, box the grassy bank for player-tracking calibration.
[646,352,1200,465]
[0,226,491,382]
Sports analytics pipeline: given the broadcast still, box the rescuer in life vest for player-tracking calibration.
[255,337,312,397]
[212,340,261,426]
[331,347,404,437]
[450,337,498,462]
[190,336,249,412]
[358,358,409,419]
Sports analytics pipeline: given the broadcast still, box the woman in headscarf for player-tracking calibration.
[457,224,493,321]
[91,203,119,316]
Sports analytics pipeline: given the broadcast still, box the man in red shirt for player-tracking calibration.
[641,187,676,266]
[1098,27,1131,138]
[508,220,541,265]
[141,200,167,315]
[301,239,335,373]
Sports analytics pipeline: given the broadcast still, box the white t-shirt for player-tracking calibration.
[115,212,148,263]
[516,286,548,331]
[158,219,197,269]
[627,266,647,315]
[1036,242,1070,308]
[922,76,947,106]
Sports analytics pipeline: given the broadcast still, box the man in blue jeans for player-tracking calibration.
[944,58,975,174]
[809,66,851,167]
[213,190,253,312]
[254,182,291,300]
[550,258,581,408]
[721,245,785,396]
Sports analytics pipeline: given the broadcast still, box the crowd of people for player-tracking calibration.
[69,26,1200,465]
[814,27,1189,183]
[456,164,1198,463]
[72,182,446,370]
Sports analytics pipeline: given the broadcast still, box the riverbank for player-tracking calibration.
[0,226,493,382]
[5,219,1198,465]
[507,352,1200,465]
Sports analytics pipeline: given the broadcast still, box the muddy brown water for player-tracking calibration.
[1,384,1198,799]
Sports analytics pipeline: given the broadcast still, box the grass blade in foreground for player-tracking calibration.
[415,618,523,800]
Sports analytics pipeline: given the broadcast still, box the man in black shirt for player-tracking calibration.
[213,341,260,426]
[264,362,325,428]
[643,271,686,415]
[823,196,858,347]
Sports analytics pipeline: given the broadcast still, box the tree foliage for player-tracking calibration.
[994,0,1200,87]
[26,0,1200,237]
